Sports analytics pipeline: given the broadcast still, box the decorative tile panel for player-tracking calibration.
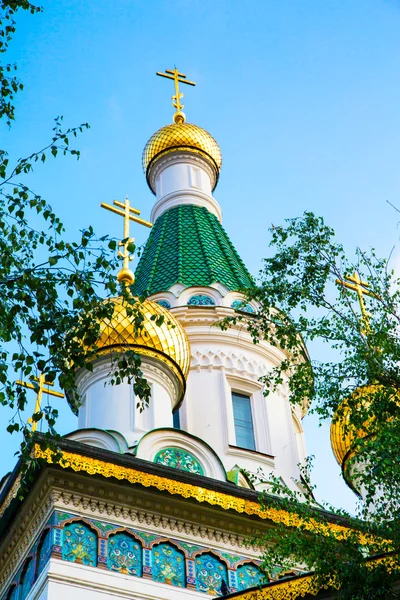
[1,510,274,600]
[20,558,35,600]
[107,533,142,576]
[152,543,185,588]
[62,522,97,567]
[237,563,264,590]
[231,300,254,313]
[37,529,52,576]
[155,299,171,309]
[187,295,216,306]
[195,553,228,596]
[154,447,204,475]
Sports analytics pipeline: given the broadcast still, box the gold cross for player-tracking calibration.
[101,197,152,286]
[156,67,196,124]
[336,271,373,333]
[16,374,64,432]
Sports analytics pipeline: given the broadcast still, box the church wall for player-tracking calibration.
[1,508,265,600]
[1,469,304,600]
[172,306,307,492]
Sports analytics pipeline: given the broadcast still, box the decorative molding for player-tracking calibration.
[191,349,267,381]
[31,446,363,543]
[0,474,264,594]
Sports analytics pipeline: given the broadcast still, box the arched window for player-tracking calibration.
[187,295,215,306]
[195,552,227,596]
[20,557,35,600]
[36,529,52,578]
[236,563,265,590]
[151,542,185,588]
[154,447,204,475]
[62,522,97,567]
[107,532,142,576]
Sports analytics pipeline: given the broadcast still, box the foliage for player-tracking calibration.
[223,212,400,597]
[0,1,151,470]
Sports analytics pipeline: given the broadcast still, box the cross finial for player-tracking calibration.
[336,271,373,333]
[101,197,152,286]
[16,374,64,432]
[156,67,196,124]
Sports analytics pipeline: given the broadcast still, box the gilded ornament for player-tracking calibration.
[100,197,152,286]
[32,445,370,546]
[156,67,196,125]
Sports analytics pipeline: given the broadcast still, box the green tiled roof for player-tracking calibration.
[132,205,253,297]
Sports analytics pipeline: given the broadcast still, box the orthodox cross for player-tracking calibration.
[156,67,196,124]
[101,197,152,286]
[336,271,373,333]
[16,374,64,432]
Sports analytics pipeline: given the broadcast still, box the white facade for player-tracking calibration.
[149,152,222,223]
[70,355,177,449]
[66,142,308,494]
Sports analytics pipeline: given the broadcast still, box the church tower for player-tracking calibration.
[0,69,317,600]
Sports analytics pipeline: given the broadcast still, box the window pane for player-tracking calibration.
[232,393,255,451]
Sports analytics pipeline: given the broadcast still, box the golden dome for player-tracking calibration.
[330,384,383,467]
[95,297,190,402]
[142,122,222,193]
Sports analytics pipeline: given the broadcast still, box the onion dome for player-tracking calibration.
[142,122,222,194]
[94,297,190,404]
[330,384,386,493]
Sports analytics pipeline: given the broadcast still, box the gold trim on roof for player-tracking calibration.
[228,574,325,600]
[31,445,369,546]
[142,122,222,193]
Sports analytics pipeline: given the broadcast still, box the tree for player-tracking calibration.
[224,212,400,598]
[0,1,150,469]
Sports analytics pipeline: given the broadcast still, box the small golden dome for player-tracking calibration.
[142,122,222,193]
[330,384,382,468]
[95,297,190,402]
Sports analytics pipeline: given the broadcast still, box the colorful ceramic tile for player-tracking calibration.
[152,543,185,588]
[107,533,142,576]
[187,295,216,306]
[237,563,264,590]
[231,300,254,313]
[195,553,228,596]
[37,529,52,576]
[154,447,204,475]
[20,558,35,600]
[62,522,97,567]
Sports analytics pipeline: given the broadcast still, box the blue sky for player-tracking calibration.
[2,0,400,514]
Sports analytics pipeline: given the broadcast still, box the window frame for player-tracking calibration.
[231,391,256,451]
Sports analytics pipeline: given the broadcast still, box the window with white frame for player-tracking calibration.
[232,392,256,451]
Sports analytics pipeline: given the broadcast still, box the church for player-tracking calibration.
[0,69,365,600]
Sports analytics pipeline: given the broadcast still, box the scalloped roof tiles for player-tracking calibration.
[132,205,253,297]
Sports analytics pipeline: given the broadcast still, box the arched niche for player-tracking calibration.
[107,532,142,576]
[194,551,228,596]
[151,541,185,588]
[62,521,97,567]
